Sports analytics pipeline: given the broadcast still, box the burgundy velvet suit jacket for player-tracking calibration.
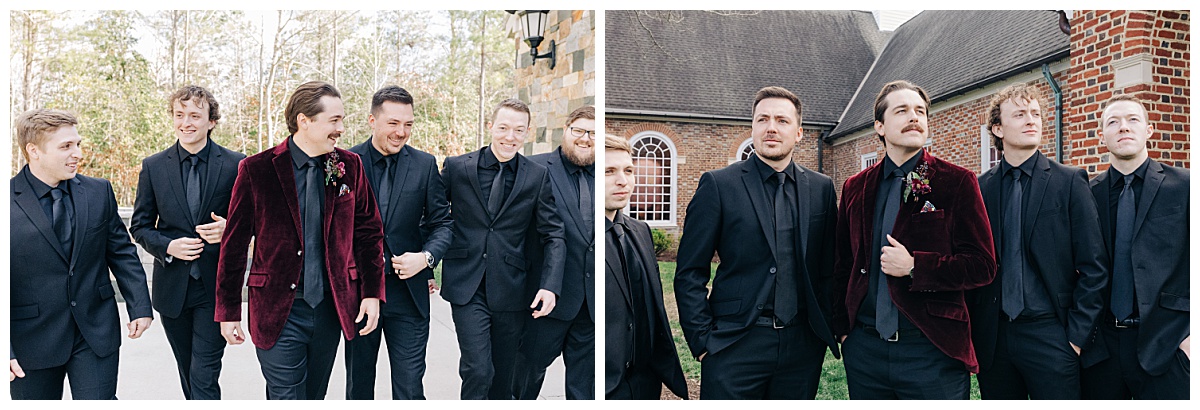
[833,150,996,373]
[215,139,385,350]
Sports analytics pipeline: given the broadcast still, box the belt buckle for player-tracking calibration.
[1114,319,1129,329]
[886,331,900,342]
[773,316,784,329]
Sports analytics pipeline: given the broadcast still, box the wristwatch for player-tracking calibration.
[423,251,435,269]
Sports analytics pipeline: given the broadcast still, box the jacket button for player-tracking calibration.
[629,323,633,330]
[625,362,631,369]
[860,269,867,274]
[756,304,764,310]
[297,250,303,256]
[769,267,777,274]
[291,284,297,290]
[588,246,593,251]
[70,301,76,307]
[483,253,488,259]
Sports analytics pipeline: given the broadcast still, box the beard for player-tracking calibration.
[758,146,793,162]
[563,146,595,167]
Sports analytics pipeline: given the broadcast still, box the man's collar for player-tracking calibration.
[177,137,212,163]
[882,148,921,178]
[750,153,794,182]
[287,136,317,169]
[1109,156,1151,186]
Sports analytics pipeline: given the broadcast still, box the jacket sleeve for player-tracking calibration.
[351,155,386,301]
[215,160,255,322]
[909,170,997,292]
[535,171,566,295]
[1067,167,1108,349]
[674,171,721,358]
[831,179,854,337]
[128,159,173,263]
[420,157,454,264]
[103,180,153,320]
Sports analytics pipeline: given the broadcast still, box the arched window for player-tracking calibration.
[627,132,677,226]
[737,138,756,161]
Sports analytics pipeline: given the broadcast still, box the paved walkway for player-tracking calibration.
[90,295,565,400]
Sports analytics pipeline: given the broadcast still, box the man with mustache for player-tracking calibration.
[439,98,565,399]
[605,135,688,400]
[1080,95,1190,399]
[343,85,453,400]
[675,86,840,399]
[129,85,246,399]
[514,106,597,399]
[832,80,995,399]
[9,109,154,399]
[968,83,1107,399]
[215,81,385,399]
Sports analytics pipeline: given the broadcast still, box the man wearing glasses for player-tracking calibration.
[514,106,597,399]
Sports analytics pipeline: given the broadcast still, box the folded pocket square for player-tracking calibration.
[921,201,936,213]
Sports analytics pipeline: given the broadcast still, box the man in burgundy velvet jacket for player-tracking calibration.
[215,81,385,399]
[833,80,996,399]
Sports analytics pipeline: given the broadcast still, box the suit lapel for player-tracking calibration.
[164,144,197,227]
[740,162,778,259]
[463,151,488,214]
[1092,173,1114,257]
[980,167,1003,256]
[792,164,809,263]
[13,171,67,262]
[547,153,591,244]
[386,146,413,226]
[631,220,667,309]
[1133,160,1164,239]
[68,177,89,268]
[271,146,304,244]
[496,155,529,218]
[859,161,881,253]
[1023,154,1051,244]
[606,224,633,309]
[199,144,226,222]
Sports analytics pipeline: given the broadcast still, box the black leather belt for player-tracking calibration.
[859,324,924,342]
[1109,317,1140,329]
[754,313,786,329]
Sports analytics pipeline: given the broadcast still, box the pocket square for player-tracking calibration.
[921,201,936,213]
[338,184,351,197]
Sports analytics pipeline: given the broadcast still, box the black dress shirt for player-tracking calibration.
[478,146,517,208]
[750,155,805,317]
[609,212,653,366]
[559,148,594,213]
[858,150,920,329]
[177,138,212,193]
[288,136,327,292]
[27,170,71,228]
[1000,151,1054,319]
[1106,158,1149,247]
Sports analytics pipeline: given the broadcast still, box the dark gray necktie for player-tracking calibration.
[1002,169,1025,320]
[618,222,653,355]
[1111,174,1136,320]
[773,172,798,325]
[579,169,593,231]
[303,160,325,307]
[487,163,505,217]
[186,155,201,221]
[378,156,394,224]
[875,169,903,339]
[186,155,203,279]
[51,186,74,260]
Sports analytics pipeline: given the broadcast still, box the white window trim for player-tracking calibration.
[980,125,1000,172]
[626,131,678,227]
[860,152,878,171]
[733,137,755,164]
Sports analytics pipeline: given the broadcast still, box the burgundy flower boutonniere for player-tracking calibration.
[903,163,932,203]
[324,151,346,187]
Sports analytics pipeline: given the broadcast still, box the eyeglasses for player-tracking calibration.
[568,127,595,139]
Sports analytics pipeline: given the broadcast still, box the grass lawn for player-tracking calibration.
[657,261,980,400]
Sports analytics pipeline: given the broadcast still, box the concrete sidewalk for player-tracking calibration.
[93,294,565,400]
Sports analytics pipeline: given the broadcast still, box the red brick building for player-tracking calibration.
[605,10,1189,236]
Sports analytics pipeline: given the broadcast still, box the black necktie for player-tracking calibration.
[303,160,325,307]
[773,172,798,325]
[51,186,73,260]
[617,222,653,357]
[875,169,903,339]
[1111,174,1136,320]
[579,169,593,231]
[186,155,201,221]
[378,156,394,224]
[487,163,505,217]
[1002,169,1025,320]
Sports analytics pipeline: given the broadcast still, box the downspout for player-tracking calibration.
[1042,63,1064,163]
[817,129,829,173]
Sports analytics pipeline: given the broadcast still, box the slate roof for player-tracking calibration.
[828,10,1069,139]
[605,10,887,125]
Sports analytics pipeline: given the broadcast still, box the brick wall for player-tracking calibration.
[1066,10,1190,174]
[605,117,824,233]
[514,10,596,155]
[826,71,1068,199]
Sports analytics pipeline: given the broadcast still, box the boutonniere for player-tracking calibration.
[324,152,346,187]
[903,163,932,203]
[338,184,351,197]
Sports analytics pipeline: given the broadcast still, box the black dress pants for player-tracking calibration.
[9,328,119,400]
[1081,323,1190,400]
[254,296,342,400]
[450,284,526,399]
[699,320,826,399]
[344,287,430,399]
[976,316,1080,399]
[842,324,969,399]
[513,305,595,399]
[160,276,226,400]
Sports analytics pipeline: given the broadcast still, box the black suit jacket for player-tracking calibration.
[674,157,839,359]
[605,213,687,398]
[970,153,1108,370]
[526,149,595,321]
[1081,159,1189,375]
[348,140,453,318]
[439,147,566,311]
[10,167,153,370]
[129,140,245,318]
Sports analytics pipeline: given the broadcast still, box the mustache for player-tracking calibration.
[902,124,924,133]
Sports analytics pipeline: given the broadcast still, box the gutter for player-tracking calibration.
[1042,63,1064,163]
